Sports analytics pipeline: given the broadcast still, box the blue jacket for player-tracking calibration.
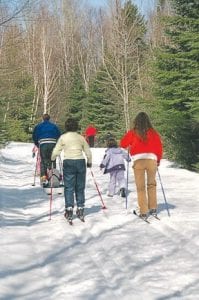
[32,120,61,146]
[100,147,131,174]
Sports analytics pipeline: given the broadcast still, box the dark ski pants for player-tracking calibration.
[40,143,56,177]
[63,159,86,209]
[87,135,95,147]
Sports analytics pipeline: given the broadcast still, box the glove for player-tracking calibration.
[32,152,35,158]
[87,162,92,168]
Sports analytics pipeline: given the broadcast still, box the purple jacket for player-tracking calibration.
[100,147,131,174]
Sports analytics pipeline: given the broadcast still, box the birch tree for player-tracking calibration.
[148,0,173,49]
[25,5,62,119]
[75,6,100,93]
[101,0,146,130]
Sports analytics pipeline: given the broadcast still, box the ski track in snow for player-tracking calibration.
[0,142,199,300]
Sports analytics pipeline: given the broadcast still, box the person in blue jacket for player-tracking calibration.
[32,113,61,184]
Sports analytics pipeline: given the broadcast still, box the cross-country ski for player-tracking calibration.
[133,209,151,223]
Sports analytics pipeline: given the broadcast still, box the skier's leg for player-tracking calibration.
[46,143,56,170]
[40,144,48,177]
[75,159,86,208]
[116,170,126,197]
[63,159,75,209]
[108,171,117,196]
[117,170,126,188]
[146,159,157,210]
[88,136,94,147]
[133,159,148,214]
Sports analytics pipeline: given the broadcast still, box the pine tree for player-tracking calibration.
[82,69,123,145]
[67,67,87,130]
[154,0,199,170]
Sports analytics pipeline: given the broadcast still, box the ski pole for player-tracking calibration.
[125,149,130,209]
[49,162,54,220]
[90,169,107,209]
[157,169,170,217]
[32,152,39,186]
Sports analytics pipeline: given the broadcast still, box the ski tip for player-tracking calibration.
[133,210,150,223]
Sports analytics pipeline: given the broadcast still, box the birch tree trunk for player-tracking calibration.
[25,5,61,119]
[100,0,146,130]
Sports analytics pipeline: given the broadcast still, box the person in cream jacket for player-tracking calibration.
[51,117,92,221]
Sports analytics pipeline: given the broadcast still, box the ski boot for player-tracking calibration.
[149,209,157,217]
[120,188,126,198]
[76,207,85,222]
[139,213,148,221]
[64,207,73,224]
[133,207,149,222]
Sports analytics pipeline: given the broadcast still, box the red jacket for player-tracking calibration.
[120,129,163,162]
[85,126,97,137]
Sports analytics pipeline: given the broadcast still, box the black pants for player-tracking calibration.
[87,136,95,147]
[40,143,56,177]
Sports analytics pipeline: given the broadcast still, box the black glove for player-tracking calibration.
[32,152,35,158]
[87,162,92,168]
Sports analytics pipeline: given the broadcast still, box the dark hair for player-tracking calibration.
[107,138,118,148]
[133,112,153,140]
[65,117,79,132]
[43,113,50,121]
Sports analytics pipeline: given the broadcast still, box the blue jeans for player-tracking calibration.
[63,159,86,209]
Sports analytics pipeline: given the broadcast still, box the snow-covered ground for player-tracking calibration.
[0,142,199,300]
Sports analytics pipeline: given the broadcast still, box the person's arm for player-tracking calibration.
[32,125,38,146]
[51,137,63,161]
[120,131,132,149]
[100,151,110,169]
[122,149,131,162]
[155,133,163,165]
[82,138,92,166]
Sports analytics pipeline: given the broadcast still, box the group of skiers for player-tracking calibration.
[32,112,163,222]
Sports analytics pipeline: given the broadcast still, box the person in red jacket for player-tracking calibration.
[84,124,97,147]
[120,112,163,220]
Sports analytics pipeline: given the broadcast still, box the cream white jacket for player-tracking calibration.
[51,132,92,164]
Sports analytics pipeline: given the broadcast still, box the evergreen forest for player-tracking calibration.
[0,0,198,171]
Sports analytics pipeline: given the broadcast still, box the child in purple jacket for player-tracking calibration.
[100,138,131,197]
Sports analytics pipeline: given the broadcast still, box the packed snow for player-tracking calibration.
[0,142,199,300]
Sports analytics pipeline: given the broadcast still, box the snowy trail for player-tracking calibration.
[1,142,199,299]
